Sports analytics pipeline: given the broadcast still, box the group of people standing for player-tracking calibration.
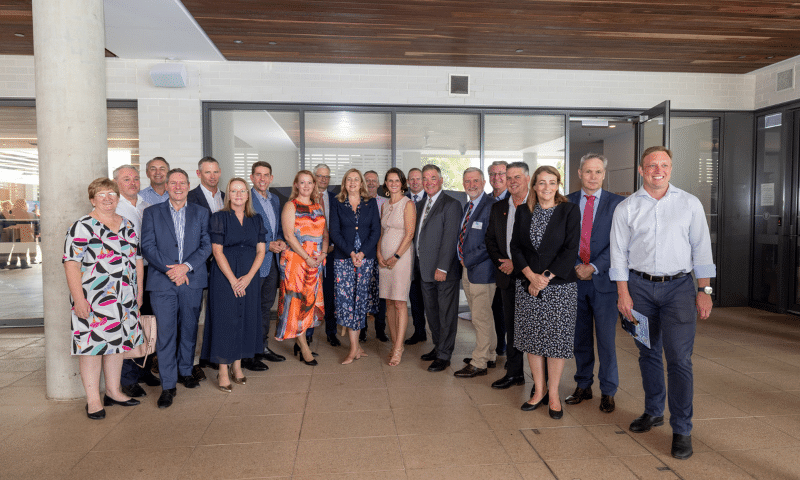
[63,146,714,460]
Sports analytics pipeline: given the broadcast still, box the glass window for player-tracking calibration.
[396,113,479,191]
[485,114,566,192]
[305,111,391,187]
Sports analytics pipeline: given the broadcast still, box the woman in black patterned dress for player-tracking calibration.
[510,166,579,419]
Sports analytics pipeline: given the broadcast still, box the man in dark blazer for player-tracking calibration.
[485,162,530,390]
[488,160,509,357]
[453,168,497,378]
[565,153,624,413]
[404,167,428,345]
[186,156,225,213]
[141,169,212,409]
[416,164,462,372]
[250,161,287,363]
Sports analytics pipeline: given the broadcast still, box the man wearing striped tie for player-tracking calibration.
[565,153,624,414]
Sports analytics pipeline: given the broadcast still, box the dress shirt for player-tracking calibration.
[457,193,483,259]
[115,194,149,237]
[252,188,277,242]
[200,184,224,213]
[416,189,443,263]
[409,190,424,204]
[578,188,601,275]
[494,189,508,201]
[506,193,528,257]
[139,185,169,205]
[168,201,192,270]
[609,184,715,281]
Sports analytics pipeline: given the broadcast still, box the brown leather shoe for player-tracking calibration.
[453,364,488,378]
[599,394,615,413]
[564,386,592,405]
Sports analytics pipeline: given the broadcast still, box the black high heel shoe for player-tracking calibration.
[293,343,318,366]
[293,343,319,357]
[521,391,549,411]
[103,395,140,407]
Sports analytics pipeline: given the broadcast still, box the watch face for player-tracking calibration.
[703,286,713,295]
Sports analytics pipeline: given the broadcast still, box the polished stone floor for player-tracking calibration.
[1,307,800,479]
[0,260,43,323]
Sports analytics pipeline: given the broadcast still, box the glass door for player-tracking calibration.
[634,101,670,190]
[790,110,800,313]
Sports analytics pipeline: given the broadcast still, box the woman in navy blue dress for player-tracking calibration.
[329,168,381,365]
[203,178,267,392]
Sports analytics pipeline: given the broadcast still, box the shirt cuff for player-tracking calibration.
[693,264,716,279]
[590,263,598,275]
[436,268,447,274]
[609,267,628,281]
[184,262,193,272]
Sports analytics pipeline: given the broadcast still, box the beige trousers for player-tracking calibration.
[462,275,497,369]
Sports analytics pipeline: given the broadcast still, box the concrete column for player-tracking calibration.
[32,0,108,400]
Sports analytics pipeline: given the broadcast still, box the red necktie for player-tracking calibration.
[579,195,594,264]
[458,201,473,260]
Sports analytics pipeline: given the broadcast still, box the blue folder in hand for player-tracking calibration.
[620,310,651,349]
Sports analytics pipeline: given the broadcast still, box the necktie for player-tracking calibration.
[423,197,432,219]
[319,192,326,217]
[417,198,434,256]
[458,201,473,260]
[579,195,595,264]
[413,194,419,203]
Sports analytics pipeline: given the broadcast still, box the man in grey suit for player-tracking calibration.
[415,164,462,372]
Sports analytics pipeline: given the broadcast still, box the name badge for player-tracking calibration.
[472,221,483,229]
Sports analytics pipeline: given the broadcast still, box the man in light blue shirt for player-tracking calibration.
[139,157,170,205]
[610,146,715,460]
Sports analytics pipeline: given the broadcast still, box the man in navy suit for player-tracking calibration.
[404,167,428,345]
[488,160,509,357]
[250,161,287,363]
[141,169,212,409]
[453,168,497,378]
[187,156,224,213]
[565,153,624,413]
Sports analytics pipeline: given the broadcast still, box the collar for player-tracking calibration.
[252,186,271,201]
[581,188,602,200]
[200,183,220,197]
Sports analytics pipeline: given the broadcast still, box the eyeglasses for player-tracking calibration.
[488,172,506,177]
[230,189,248,195]
[95,192,119,200]
[316,175,331,180]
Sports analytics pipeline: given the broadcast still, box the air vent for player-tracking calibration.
[449,74,469,96]
[777,69,794,91]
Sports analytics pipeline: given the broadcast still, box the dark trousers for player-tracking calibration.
[151,287,203,390]
[362,298,386,334]
[492,288,506,353]
[308,256,335,340]
[629,273,697,435]
[420,275,459,362]
[121,269,153,387]
[259,260,279,349]
[500,284,523,377]
[408,261,426,338]
[573,279,619,396]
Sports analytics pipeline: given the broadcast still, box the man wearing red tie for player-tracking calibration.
[565,154,624,413]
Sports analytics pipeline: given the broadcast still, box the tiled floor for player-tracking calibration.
[0,261,43,322]
[1,307,800,479]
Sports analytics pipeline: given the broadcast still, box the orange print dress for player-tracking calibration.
[276,199,325,340]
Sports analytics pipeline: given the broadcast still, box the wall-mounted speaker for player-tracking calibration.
[150,63,187,88]
[449,74,469,96]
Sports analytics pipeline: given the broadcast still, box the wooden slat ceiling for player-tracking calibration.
[2,1,800,73]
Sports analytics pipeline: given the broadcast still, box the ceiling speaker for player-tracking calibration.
[150,63,187,88]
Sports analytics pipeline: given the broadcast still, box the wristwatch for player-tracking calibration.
[394,254,401,260]
[698,286,713,295]
[543,270,553,280]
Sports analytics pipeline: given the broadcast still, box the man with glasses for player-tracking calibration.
[487,160,509,359]
[314,164,338,347]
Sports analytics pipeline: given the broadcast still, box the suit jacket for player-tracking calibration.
[510,201,580,285]
[406,190,427,206]
[493,190,509,201]
[567,189,624,293]
[141,201,212,291]
[415,191,462,283]
[318,189,332,224]
[460,192,496,284]
[187,185,225,213]
[252,187,283,277]
[485,198,514,289]
[329,196,381,260]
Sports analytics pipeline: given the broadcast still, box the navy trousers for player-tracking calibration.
[408,261,426,338]
[628,273,697,435]
[151,287,203,390]
[307,255,335,340]
[492,288,506,354]
[259,259,279,348]
[573,279,619,396]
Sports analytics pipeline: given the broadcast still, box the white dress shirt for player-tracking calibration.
[506,193,528,257]
[200,184,224,213]
[115,193,149,237]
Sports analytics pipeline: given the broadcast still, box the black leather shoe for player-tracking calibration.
[103,394,140,407]
[404,334,427,345]
[495,347,506,356]
[359,330,367,343]
[256,348,286,362]
[327,335,342,347]
[178,375,200,389]
[427,359,450,372]
[549,405,563,419]
[420,348,438,361]
[376,331,389,342]
[565,386,593,405]
[629,413,664,433]
[140,370,161,387]
[241,358,269,371]
[121,383,147,398]
[198,359,218,370]
[521,391,549,411]
[671,434,693,459]
[157,388,176,409]
[463,358,496,368]
[599,394,615,413]
[85,404,106,420]
[453,364,488,378]
[192,364,208,381]
[491,375,525,389]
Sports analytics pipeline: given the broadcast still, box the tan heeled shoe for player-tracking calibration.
[229,367,246,385]
[216,374,232,393]
[388,346,404,366]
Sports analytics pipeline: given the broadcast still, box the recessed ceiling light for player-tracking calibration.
[269,41,278,46]
[738,55,746,59]
[515,49,523,53]
[767,56,774,59]
[233,40,243,44]
[14,33,24,37]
